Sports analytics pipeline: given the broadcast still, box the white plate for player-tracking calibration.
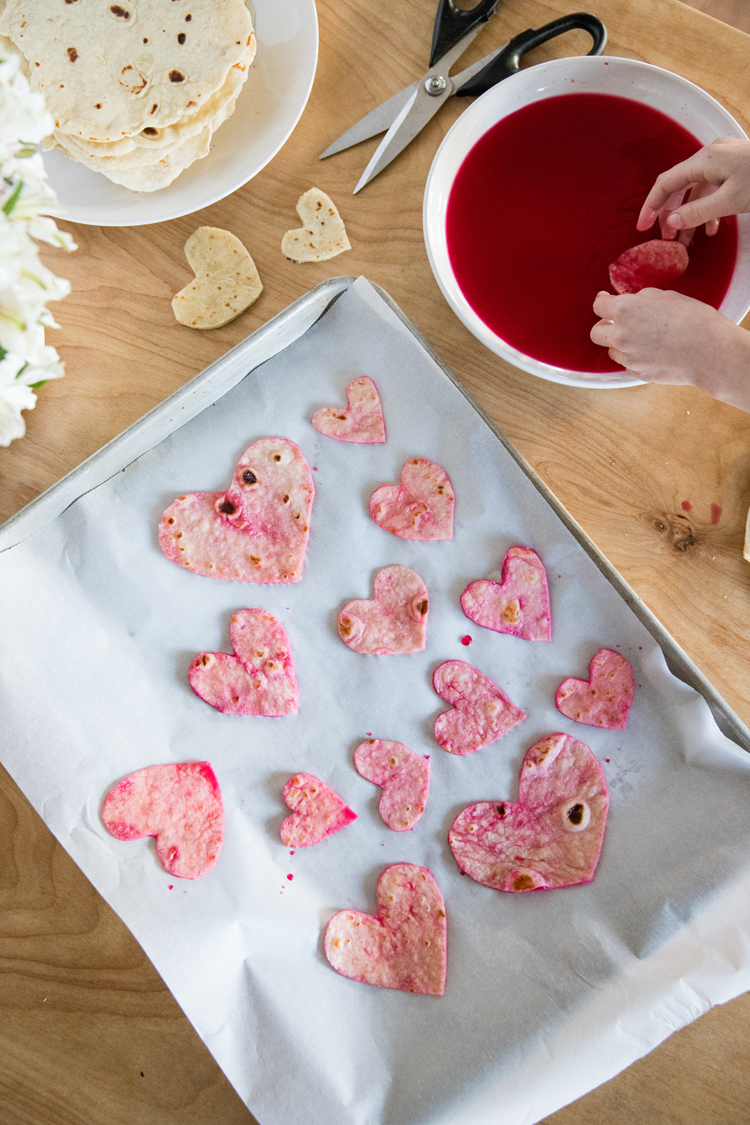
[44,0,318,227]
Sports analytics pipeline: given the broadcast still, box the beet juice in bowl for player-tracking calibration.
[423,55,750,388]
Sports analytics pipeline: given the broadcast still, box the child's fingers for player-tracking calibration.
[592,291,617,320]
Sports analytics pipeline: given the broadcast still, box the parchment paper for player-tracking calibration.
[2,277,750,1125]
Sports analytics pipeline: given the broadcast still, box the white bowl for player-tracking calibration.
[423,55,750,388]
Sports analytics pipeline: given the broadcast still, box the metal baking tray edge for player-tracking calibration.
[2,273,747,754]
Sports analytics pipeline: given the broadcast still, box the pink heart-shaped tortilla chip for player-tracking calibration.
[433,659,526,755]
[325,863,447,995]
[280,773,357,847]
[189,608,298,716]
[338,565,428,654]
[159,437,314,583]
[449,733,608,891]
[609,239,689,294]
[556,648,634,730]
[102,761,224,879]
[461,546,551,641]
[370,458,454,541]
[312,376,386,443]
[353,739,430,831]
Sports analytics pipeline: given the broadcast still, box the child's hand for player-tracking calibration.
[637,137,750,243]
[591,288,750,409]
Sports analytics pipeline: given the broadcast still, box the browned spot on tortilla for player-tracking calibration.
[339,616,353,638]
[567,803,585,826]
[169,70,185,83]
[109,4,130,17]
[513,874,535,892]
[417,599,428,616]
[218,499,236,515]
[67,47,78,62]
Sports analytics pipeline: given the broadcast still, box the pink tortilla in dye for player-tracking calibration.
[608,239,689,294]
[556,648,634,730]
[433,660,526,755]
[102,761,224,879]
[159,437,314,583]
[324,863,447,995]
[338,565,428,654]
[280,773,357,847]
[461,547,551,641]
[448,733,608,891]
[369,459,454,541]
[189,609,298,716]
[353,739,430,831]
[312,376,386,443]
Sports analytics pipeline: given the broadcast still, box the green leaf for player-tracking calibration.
[30,380,47,390]
[2,180,23,215]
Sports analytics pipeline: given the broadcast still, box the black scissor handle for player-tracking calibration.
[429,0,501,68]
[455,12,607,97]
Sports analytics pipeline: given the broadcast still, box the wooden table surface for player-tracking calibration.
[3,0,750,1121]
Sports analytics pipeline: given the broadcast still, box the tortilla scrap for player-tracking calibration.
[280,773,357,847]
[433,659,526,755]
[172,227,262,329]
[608,239,689,294]
[556,647,634,730]
[159,437,314,583]
[354,739,430,831]
[325,863,447,995]
[448,733,609,891]
[102,761,224,879]
[189,609,298,716]
[461,546,551,641]
[281,188,350,262]
[370,458,454,541]
[312,375,386,443]
[338,565,428,655]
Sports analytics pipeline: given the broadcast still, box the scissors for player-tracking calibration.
[319,2,607,193]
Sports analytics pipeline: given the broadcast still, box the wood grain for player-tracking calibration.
[2,1,750,1122]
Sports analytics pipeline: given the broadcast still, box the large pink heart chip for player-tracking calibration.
[312,376,386,443]
[461,546,551,641]
[189,609,298,716]
[433,660,526,755]
[102,761,224,879]
[608,239,689,294]
[280,773,357,847]
[556,647,634,730]
[448,733,608,892]
[159,437,314,583]
[325,863,447,995]
[369,458,454,541]
[353,739,430,831]
[338,565,428,655]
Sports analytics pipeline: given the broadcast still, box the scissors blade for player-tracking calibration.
[319,82,418,160]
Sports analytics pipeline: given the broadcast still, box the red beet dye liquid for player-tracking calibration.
[446,93,737,372]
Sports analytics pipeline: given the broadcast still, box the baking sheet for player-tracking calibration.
[2,277,750,1125]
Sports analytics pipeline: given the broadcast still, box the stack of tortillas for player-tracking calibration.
[0,0,255,192]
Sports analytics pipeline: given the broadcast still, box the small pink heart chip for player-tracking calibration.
[369,458,454,541]
[188,608,298,716]
[338,565,428,655]
[102,761,224,879]
[461,546,551,641]
[448,733,608,891]
[353,739,430,831]
[280,773,357,847]
[325,863,447,995]
[608,239,689,294]
[159,437,314,584]
[433,659,526,755]
[312,376,386,443]
[556,647,634,730]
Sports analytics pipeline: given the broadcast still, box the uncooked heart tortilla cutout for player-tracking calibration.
[433,659,526,755]
[312,375,386,443]
[608,239,688,294]
[280,773,357,847]
[461,546,551,640]
[281,187,350,262]
[159,437,314,583]
[189,609,298,716]
[354,739,429,831]
[370,458,454,541]
[102,762,224,879]
[338,565,428,654]
[325,863,447,994]
[449,733,608,891]
[556,647,634,729]
[172,226,262,329]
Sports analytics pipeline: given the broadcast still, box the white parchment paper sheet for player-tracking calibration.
[2,278,750,1125]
